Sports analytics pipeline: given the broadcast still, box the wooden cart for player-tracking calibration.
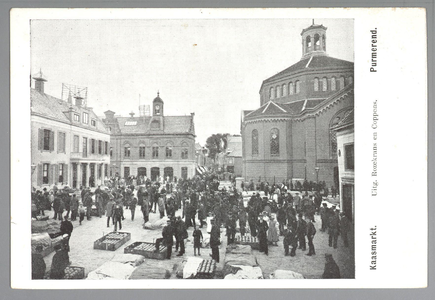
[93,232,131,251]
[124,241,167,260]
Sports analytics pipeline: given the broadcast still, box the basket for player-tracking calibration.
[195,259,216,279]
[64,266,85,279]
[124,241,167,260]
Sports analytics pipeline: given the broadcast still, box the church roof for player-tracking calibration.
[31,88,109,134]
[245,84,353,121]
[262,55,354,86]
[331,109,354,131]
[110,115,195,136]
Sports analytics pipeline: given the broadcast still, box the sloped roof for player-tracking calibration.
[111,115,194,135]
[31,88,109,134]
[331,109,354,131]
[262,55,354,85]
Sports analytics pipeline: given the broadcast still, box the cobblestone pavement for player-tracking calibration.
[42,208,354,279]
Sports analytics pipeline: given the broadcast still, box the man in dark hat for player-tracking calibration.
[306,216,316,256]
[32,245,46,279]
[296,213,307,251]
[162,219,174,259]
[50,244,69,279]
[320,203,329,232]
[328,208,340,248]
[322,254,341,278]
[209,219,221,262]
[175,216,187,256]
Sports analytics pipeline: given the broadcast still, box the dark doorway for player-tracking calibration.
[72,163,78,188]
[89,163,95,187]
[151,167,160,181]
[164,167,173,181]
[124,167,130,179]
[342,184,354,221]
[181,167,188,180]
[81,163,87,187]
[137,167,147,177]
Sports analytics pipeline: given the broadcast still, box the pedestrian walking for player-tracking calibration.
[193,225,203,256]
[306,216,316,256]
[112,201,124,231]
[130,197,137,221]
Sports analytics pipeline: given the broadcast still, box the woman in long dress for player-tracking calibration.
[267,214,279,246]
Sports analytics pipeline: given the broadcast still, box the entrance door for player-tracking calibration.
[164,167,173,181]
[342,184,354,221]
[81,164,87,187]
[137,167,147,177]
[90,163,95,187]
[151,167,160,181]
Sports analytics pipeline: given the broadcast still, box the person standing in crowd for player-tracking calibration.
[210,219,221,262]
[83,189,93,221]
[106,196,115,228]
[257,215,269,255]
[322,254,341,278]
[162,219,174,259]
[32,245,46,279]
[306,216,317,256]
[158,193,165,219]
[60,216,73,251]
[248,207,257,237]
[175,216,187,256]
[226,213,237,245]
[113,200,124,231]
[328,208,340,249]
[63,192,71,219]
[197,202,207,228]
[340,212,351,247]
[293,192,301,212]
[141,192,150,224]
[277,204,287,236]
[193,225,203,256]
[267,214,279,246]
[296,213,307,251]
[50,244,70,279]
[130,197,137,221]
[78,202,86,225]
[70,194,78,221]
[238,206,247,236]
[52,194,61,220]
[320,203,329,232]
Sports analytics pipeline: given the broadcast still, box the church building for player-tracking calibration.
[241,22,354,188]
[103,93,196,181]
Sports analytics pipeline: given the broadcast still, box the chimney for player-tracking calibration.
[104,110,116,120]
[67,91,73,104]
[75,95,83,107]
[32,68,47,93]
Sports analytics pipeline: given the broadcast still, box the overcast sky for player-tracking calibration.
[31,18,354,145]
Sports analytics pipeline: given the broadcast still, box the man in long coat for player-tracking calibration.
[210,219,221,262]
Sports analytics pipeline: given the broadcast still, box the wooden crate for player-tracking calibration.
[195,259,216,279]
[93,232,131,251]
[235,234,260,250]
[124,241,167,260]
[64,266,85,279]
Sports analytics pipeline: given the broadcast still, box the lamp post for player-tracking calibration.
[315,166,320,190]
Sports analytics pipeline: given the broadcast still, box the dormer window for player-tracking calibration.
[91,119,96,126]
[83,112,89,124]
[74,114,80,122]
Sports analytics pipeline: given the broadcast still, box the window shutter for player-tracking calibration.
[57,132,61,153]
[64,164,68,184]
[37,164,43,186]
[38,129,43,150]
[48,164,54,184]
[49,131,54,152]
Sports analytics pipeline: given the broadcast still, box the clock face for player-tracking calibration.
[156,105,160,110]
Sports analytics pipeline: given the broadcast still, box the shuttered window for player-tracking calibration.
[58,132,66,153]
[39,129,54,151]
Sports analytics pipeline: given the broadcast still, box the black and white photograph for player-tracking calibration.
[11,7,427,289]
[28,16,354,281]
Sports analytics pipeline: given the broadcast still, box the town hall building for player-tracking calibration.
[241,22,354,191]
[103,93,196,181]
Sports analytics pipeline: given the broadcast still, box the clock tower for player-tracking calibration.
[153,92,164,116]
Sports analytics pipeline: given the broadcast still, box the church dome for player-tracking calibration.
[153,92,164,103]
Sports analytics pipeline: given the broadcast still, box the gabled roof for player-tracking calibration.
[31,88,109,134]
[245,100,293,119]
[262,55,354,86]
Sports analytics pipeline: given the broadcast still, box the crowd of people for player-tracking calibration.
[31,173,350,279]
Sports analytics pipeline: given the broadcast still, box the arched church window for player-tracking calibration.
[322,77,328,91]
[269,87,274,99]
[314,78,319,91]
[276,85,281,98]
[295,80,300,94]
[314,34,320,50]
[282,84,287,96]
[270,128,279,156]
[331,77,336,91]
[340,76,345,90]
[322,34,326,51]
[289,82,294,95]
[348,76,353,85]
[252,129,259,155]
[181,142,189,159]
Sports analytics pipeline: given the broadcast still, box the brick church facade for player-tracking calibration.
[241,22,354,187]
[103,93,196,181]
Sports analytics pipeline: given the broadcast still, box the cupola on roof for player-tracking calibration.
[153,92,164,103]
[300,20,328,59]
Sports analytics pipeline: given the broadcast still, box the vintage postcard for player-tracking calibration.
[10,8,427,288]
